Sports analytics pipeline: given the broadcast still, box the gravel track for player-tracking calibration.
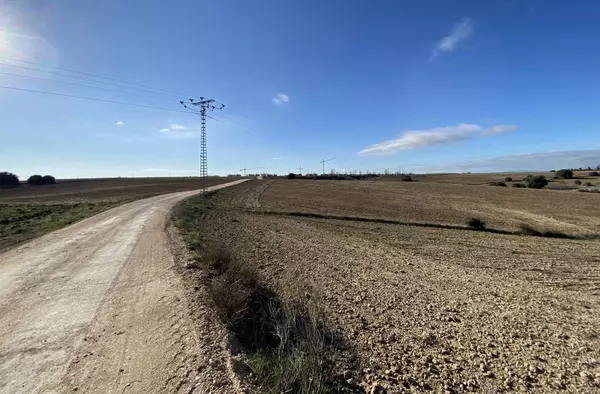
[0,180,246,394]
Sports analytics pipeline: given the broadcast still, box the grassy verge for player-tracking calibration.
[173,198,341,394]
[0,200,128,251]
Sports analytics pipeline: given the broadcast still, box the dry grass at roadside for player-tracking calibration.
[0,201,125,251]
[0,176,230,204]
[173,199,344,394]
[0,177,236,251]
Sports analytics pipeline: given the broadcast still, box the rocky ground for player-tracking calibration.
[196,180,600,393]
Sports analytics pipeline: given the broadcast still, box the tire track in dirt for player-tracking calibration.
[227,179,272,208]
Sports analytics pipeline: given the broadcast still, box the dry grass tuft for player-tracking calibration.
[174,197,337,393]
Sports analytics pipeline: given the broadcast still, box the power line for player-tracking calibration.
[0,61,183,98]
[0,56,294,152]
[0,85,193,114]
[0,58,351,174]
[0,55,196,98]
[0,57,284,151]
[0,70,166,100]
[239,166,262,176]
[320,158,335,175]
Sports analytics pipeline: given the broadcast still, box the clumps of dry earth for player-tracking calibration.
[175,180,600,393]
[173,194,360,393]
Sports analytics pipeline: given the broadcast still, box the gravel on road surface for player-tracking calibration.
[0,180,247,394]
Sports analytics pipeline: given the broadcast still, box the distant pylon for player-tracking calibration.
[320,158,335,175]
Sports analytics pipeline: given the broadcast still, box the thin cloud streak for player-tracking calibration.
[159,123,198,139]
[409,149,600,173]
[358,123,517,155]
[432,18,473,57]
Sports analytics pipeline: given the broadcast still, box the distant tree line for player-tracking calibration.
[27,174,56,185]
[552,168,600,179]
[0,171,56,188]
[551,165,600,172]
[286,173,412,181]
[0,171,20,187]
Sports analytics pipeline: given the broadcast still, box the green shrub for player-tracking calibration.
[555,169,574,179]
[489,182,507,187]
[524,175,548,189]
[589,171,599,177]
[467,217,486,230]
[584,182,593,187]
[27,175,44,186]
[574,180,582,185]
[511,183,526,188]
[505,176,513,182]
[401,175,412,181]
[287,173,296,180]
[0,171,20,187]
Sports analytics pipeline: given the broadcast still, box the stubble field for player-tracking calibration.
[186,177,600,393]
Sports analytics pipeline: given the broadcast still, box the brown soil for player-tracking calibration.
[194,179,600,393]
[0,177,234,204]
[261,179,600,235]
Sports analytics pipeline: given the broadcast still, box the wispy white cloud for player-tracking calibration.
[408,149,600,173]
[116,121,124,126]
[358,123,517,155]
[432,18,473,57]
[271,157,284,161]
[272,93,290,106]
[159,123,197,139]
[159,124,187,132]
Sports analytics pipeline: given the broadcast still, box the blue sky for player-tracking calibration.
[1,0,600,178]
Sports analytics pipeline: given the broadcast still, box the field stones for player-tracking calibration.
[196,180,600,392]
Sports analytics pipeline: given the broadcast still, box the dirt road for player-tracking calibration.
[0,180,246,394]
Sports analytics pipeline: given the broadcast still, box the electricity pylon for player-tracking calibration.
[240,166,262,176]
[180,97,224,195]
[320,158,335,175]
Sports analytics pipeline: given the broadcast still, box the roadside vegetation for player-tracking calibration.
[0,176,233,250]
[174,198,343,394]
[0,201,123,250]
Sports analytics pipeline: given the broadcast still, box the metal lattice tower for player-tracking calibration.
[320,158,335,175]
[200,106,208,184]
[180,97,224,196]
